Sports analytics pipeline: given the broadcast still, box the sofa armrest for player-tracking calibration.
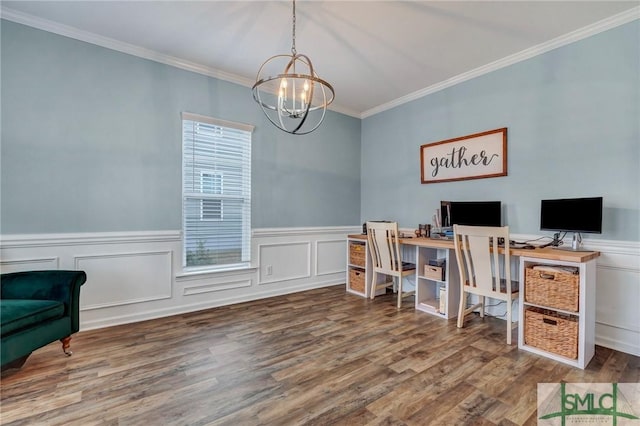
[1,270,87,331]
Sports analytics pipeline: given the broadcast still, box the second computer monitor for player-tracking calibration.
[441,201,502,227]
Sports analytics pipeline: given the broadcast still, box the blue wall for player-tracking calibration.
[362,21,639,241]
[0,20,362,233]
[2,19,638,241]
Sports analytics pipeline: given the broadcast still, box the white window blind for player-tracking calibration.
[182,113,253,268]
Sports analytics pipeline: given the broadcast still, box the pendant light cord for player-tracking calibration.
[291,0,297,55]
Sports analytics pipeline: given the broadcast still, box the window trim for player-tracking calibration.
[181,112,254,133]
[181,112,253,271]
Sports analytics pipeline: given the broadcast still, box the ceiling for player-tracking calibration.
[2,1,638,118]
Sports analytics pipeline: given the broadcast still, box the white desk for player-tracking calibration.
[346,234,600,369]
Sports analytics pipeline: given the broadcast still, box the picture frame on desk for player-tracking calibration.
[420,127,507,184]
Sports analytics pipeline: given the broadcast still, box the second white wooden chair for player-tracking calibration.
[453,224,519,344]
[366,221,416,308]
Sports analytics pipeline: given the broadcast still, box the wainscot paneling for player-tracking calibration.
[0,230,636,356]
[0,226,359,332]
[316,240,347,276]
[588,239,640,357]
[257,241,311,284]
[76,251,173,310]
[0,256,59,272]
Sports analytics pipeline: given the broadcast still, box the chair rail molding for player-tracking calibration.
[0,230,181,248]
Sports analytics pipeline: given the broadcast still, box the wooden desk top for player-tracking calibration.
[348,234,600,263]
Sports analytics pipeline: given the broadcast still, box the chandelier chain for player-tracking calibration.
[291,0,296,55]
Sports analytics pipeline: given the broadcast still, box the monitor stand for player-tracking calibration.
[540,232,562,249]
[554,232,589,251]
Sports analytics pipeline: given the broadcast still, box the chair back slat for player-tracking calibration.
[367,222,403,274]
[453,225,512,297]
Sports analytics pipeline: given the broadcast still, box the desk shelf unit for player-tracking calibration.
[346,238,367,297]
[518,256,596,369]
[415,246,460,319]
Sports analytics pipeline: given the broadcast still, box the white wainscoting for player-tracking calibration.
[258,241,311,285]
[0,226,359,332]
[587,239,640,357]
[0,256,59,272]
[0,230,637,356]
[316,239,348,276]
[76,251,173,310]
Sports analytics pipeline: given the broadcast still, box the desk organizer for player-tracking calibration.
[524,306,578,359]
[525,266,579,312]
[423,265,444,281]
[424,259,445,281]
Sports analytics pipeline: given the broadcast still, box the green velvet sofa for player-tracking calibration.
[1,270,87,370]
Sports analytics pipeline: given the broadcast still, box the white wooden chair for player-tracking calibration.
[453,225,519,344]
[366,221,416,308]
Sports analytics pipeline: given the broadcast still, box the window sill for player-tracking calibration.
[176,264,257,280]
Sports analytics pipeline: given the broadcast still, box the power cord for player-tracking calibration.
[468,299,519,319]
[538,232,567,248]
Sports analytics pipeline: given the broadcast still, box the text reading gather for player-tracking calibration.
[430,146,499,177]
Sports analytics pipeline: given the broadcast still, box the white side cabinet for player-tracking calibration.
[415,246,460,319]
[518,256,596,369]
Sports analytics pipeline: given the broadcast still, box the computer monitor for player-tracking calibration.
[540,197,603,234]
[441,201,502,227]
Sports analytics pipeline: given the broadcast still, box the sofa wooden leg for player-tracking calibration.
[60,336,73,356]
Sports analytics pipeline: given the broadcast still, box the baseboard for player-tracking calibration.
[595,323,640,357]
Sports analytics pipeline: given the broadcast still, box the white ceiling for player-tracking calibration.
[2,1,638,118]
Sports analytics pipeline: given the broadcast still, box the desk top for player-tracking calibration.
[348,234,600,263]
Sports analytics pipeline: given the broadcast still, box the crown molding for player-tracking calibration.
[0,7,255,88]
[361,6,640,119]
[0,6,361,118]
[2,5,637,121]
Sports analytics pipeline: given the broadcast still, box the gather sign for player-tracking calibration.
[420,128,507,184]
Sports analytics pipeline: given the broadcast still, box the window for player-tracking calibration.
[200,172,223,221]
[182,113,253,269]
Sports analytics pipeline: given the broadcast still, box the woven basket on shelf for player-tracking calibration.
[525,267,579,312]
[524,307,578,359]
[349,242,366,267]
[349,268,366,293]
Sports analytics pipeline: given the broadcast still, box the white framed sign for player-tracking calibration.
[420,127,507,184]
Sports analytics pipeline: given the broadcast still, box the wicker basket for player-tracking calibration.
[524,307,578,359]
[525,266,579,312]
[349,242,366,267]
[349,268,366,293]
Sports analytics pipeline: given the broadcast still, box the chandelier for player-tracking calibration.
[252,0,335,135]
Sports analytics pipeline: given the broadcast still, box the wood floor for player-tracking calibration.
[1,285,638,426]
